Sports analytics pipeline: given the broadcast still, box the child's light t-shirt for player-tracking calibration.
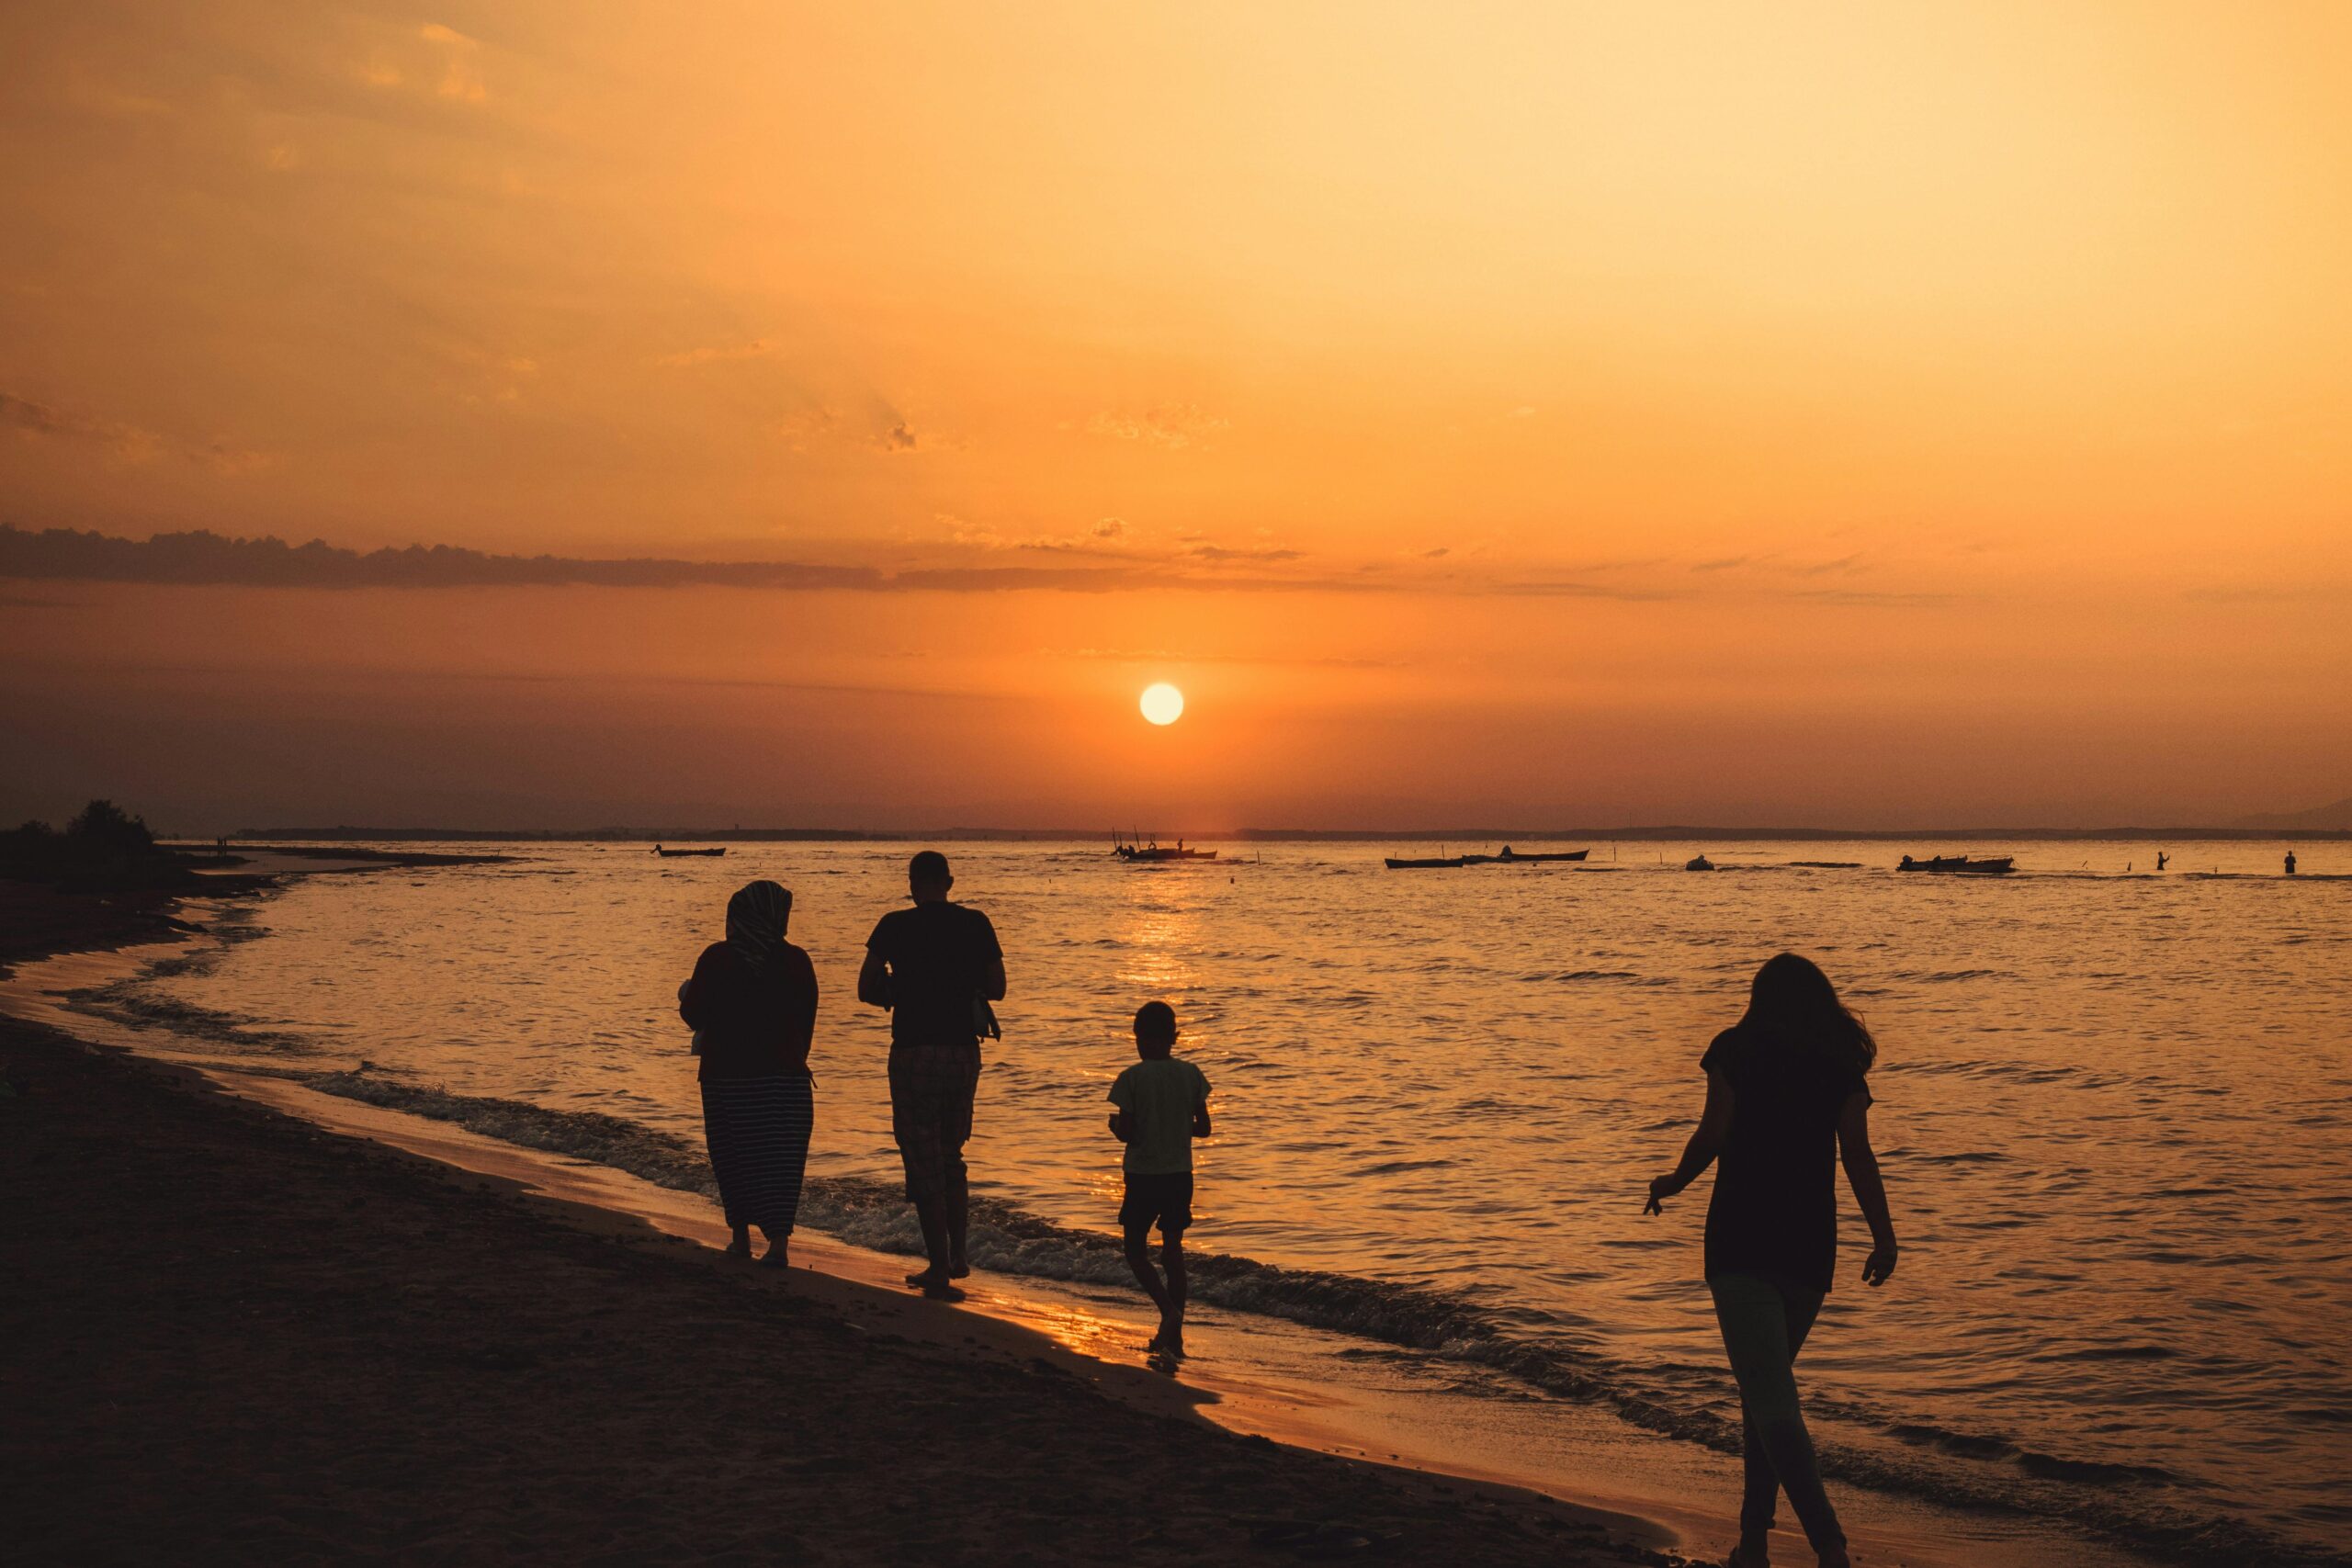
[1107,1056,1212,1175]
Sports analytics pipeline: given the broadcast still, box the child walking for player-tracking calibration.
[1645,953,1898,1568]
[1107,1001,1212,1357]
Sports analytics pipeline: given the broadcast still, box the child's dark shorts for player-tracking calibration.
[1119,1171,1193,1237]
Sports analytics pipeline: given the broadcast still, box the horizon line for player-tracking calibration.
[209,823,2352,843]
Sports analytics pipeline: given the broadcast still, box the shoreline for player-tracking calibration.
[0,1010,1676,1567]
[0,872,2251,1568]
[0,880,1682,1568]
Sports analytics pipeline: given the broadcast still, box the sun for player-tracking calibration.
[1139,682,1185,726]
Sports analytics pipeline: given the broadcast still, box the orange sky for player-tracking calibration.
[3,3,2347,828]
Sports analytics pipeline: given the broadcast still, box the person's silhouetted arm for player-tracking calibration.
[981,956,1006,1002]
[1645,1067,1733,1213]
[784,947,819,1070]
[1839,1091,1898,1286]
[1109,1110,1133,1143]
[857,949,892,1010]
[679,946,723,1032]
[1193,1093,1212,1140]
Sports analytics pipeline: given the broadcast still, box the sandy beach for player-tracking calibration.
[12,845,2340,1567]
[1,889,1685,1567]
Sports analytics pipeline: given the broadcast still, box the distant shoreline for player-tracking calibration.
[224,824,2352,843]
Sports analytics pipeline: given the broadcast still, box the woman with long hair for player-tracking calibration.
[679,880,818,1266]
[1645,953,1898,1568]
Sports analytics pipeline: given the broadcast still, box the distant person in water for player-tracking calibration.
[859,851,1006,1300]
[678,880,818,1267]
[2285,851,2297,875]
[2157,851,2168,872]
[1644,953,1897,1568]
[1107,1001,1213,1358]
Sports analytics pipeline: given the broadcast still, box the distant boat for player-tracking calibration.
[1113,836,1217,863]
[1897,853,2014,875]
[653,845,727,858]
[1386,845,1589,870]
[1685,854,1716,872]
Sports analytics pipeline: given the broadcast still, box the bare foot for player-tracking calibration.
[1149,1323,1186,1359]
[948,1257,971,1279]
[1726,1540,1770,1568]
[759,1242,790,1268]
[724,1236,753,1260]
[904,1269,965,1301]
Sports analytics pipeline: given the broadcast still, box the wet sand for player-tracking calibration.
[0,1002,1684,1566]
[0,878,223,964]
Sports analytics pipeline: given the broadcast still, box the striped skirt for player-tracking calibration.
[699,1073,814,1234]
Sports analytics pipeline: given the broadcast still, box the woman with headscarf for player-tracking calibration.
[678,880,818,1266]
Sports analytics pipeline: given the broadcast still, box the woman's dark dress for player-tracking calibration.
[1697,1022,1871,1553]
[1702,1025,1870,1295]
[682,941,817,1234]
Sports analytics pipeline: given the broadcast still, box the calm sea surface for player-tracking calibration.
[95,840,2352,1562]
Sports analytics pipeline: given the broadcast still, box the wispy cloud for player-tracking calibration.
[769,400,923,453]
[1490,580,1683,602]
[0,525,879,591]
[1188,545,1303,563]
[2179,585,2330,605]
[2,391,273,474]
[1063,647,1405,670]
[0,525,1414,596]
[0,525,1983,606]
[656,340,778,368]
[1086,404,1228,448]
[418,22,488,103]
[1785,589,1962,607]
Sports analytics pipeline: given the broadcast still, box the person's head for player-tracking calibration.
[1740,953,1875,1072]
[908,850,953,902]
[1133,1000,1177,1058]
[726,880,792,966]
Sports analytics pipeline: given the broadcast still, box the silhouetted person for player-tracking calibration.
[1107,1001,1212,1358]
[1645,953,1897,1568]
[678,881,817,1267]
[2156,851,2168,872]
[859,851,1005,1300]
[2285,851,2298,875]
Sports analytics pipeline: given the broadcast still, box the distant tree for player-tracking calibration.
[66,799,156,854]
[2,800,187,889]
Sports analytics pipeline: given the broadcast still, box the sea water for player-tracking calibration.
[56,840,2352,1564]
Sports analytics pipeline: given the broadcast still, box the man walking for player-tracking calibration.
[859,851,1006,1299]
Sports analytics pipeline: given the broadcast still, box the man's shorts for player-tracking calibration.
[1118,1171,1193,1238]
[888,1042,982,1205]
